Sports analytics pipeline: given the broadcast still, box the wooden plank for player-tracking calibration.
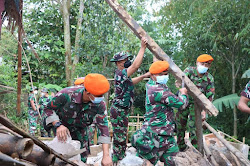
[105,0,218,116]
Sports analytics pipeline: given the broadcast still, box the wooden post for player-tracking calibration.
[136,114,139,130]
[194,104,204,154]
[203,121,250,166]
[16,0,23,116]
[105,0,218,116]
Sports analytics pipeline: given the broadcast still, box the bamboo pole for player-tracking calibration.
[16,0,23,116]
[0,115,78,166]
[0,151,26,166]
[203,121,250,165]
[0,133,34,159]
[105,0,218,117]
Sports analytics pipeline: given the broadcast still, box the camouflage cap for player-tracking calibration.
[29,86,38,92]
[110,52,131,62]
[41,88,49,93]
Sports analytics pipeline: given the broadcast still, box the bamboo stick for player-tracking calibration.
[203,121,250,166]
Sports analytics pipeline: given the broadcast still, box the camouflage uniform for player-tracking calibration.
[88,117,101,145]
[241,81,250,99]
[176,66,215,150]
[38,95,52,136]
[132,79,188,166]
[44,86,110,162]
[110,68,134,162]
[27,94,38,136]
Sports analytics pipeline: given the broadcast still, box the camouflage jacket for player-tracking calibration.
[184,66,215,103]
[241,81,250,99]
[142,79,188,136]
[28,94,36,110]
[39,96,52,111]
[44,86,110,144]
[112,68,134,108]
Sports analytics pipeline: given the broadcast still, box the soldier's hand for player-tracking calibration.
[179,88,187,95]
[175,80,181,88]
[141,37,148,48]
[201,111,206,121]
[56,125,70,142]
[143,72,151,78]
[101,155,113,166]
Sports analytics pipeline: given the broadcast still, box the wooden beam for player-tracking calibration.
[105,0,218,116]
[194,104,204,154]
[203,121,250,166]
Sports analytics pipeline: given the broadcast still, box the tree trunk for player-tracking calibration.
[71,0,85,80]
[17,1,23,115]
[62,0,72,86]
[232,58,237,137]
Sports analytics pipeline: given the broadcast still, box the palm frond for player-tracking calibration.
[241,68,250,78]
[213,93,240,112]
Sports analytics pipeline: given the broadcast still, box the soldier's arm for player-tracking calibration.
[237,96,250,113]
[44,93,69,125]
[30,99,37,111]
[206,75,215,102]
[127,37,147,77]
[132,72,150,85]
[158,91,188,108]
[95,102,110,144]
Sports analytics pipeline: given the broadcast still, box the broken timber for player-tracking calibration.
[105,0,218,116]
[0,115,78,166]
[203,121,250,166]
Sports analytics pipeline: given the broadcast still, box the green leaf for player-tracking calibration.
[241,68,250,78]
[213,94,240,112]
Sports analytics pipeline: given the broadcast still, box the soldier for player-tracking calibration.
[132,61,188,166]
[175,54,215,151]
[74,77,85,86]
[237,81,250,113]
[38,88,53,137]
[44,74,112,165]
[27,86,39,136]
[109,37,149,164]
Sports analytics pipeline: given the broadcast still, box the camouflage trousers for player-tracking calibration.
[28,109,39,136]
[175,104,197,150]
[38,109,46,135]
[110,105,129,162]
[132,129,178,166]
[67,125,90,162]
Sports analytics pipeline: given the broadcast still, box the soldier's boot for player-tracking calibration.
[47,131,52,137]
[41,131,47,137]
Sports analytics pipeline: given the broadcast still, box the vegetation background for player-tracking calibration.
[0,0,249,146]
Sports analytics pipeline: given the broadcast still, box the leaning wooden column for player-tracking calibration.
[194,104,203,153]
[105,0,218,117]
[16,0,23,116]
